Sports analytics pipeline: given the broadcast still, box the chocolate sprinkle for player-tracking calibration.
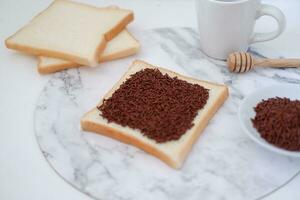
[252,97,300,151]
[98,68,209,143]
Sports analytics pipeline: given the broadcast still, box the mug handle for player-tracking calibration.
[250,4,286,44]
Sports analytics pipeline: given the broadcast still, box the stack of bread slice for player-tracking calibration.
[5,0,140,74]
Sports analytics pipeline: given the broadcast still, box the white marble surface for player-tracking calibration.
[1,1,300,200]
[35,28,300,200]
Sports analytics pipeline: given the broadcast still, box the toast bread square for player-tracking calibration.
[81,60,228,169]
[5,0,133,66]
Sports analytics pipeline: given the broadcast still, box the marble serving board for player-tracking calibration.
[35,28,300,200]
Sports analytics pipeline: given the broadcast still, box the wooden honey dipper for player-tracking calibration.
[227,52,300,73]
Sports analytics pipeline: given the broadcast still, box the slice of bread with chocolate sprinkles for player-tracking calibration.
[81,60,228,169]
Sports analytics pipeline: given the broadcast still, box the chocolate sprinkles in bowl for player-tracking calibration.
[252,97,300,151]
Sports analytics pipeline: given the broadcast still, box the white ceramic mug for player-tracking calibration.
[195,0,286,60]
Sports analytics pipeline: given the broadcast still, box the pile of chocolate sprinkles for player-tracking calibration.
[252,97,300,151]
[98,68,209,143]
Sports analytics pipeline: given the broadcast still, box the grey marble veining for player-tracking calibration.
[35,28,300,200]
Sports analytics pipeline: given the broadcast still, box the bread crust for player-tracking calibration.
[5,0,134,66]
[37,33,140,74]
[81,60,228,169]
[81,112,178,168]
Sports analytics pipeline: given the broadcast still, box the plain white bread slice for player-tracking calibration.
[5,0,133,66]
[37,29,140,74]
[81,60,228,169]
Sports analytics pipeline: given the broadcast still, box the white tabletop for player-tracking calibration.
[0,0,299,200]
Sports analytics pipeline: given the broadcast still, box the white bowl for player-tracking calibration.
[239,84,300,157]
